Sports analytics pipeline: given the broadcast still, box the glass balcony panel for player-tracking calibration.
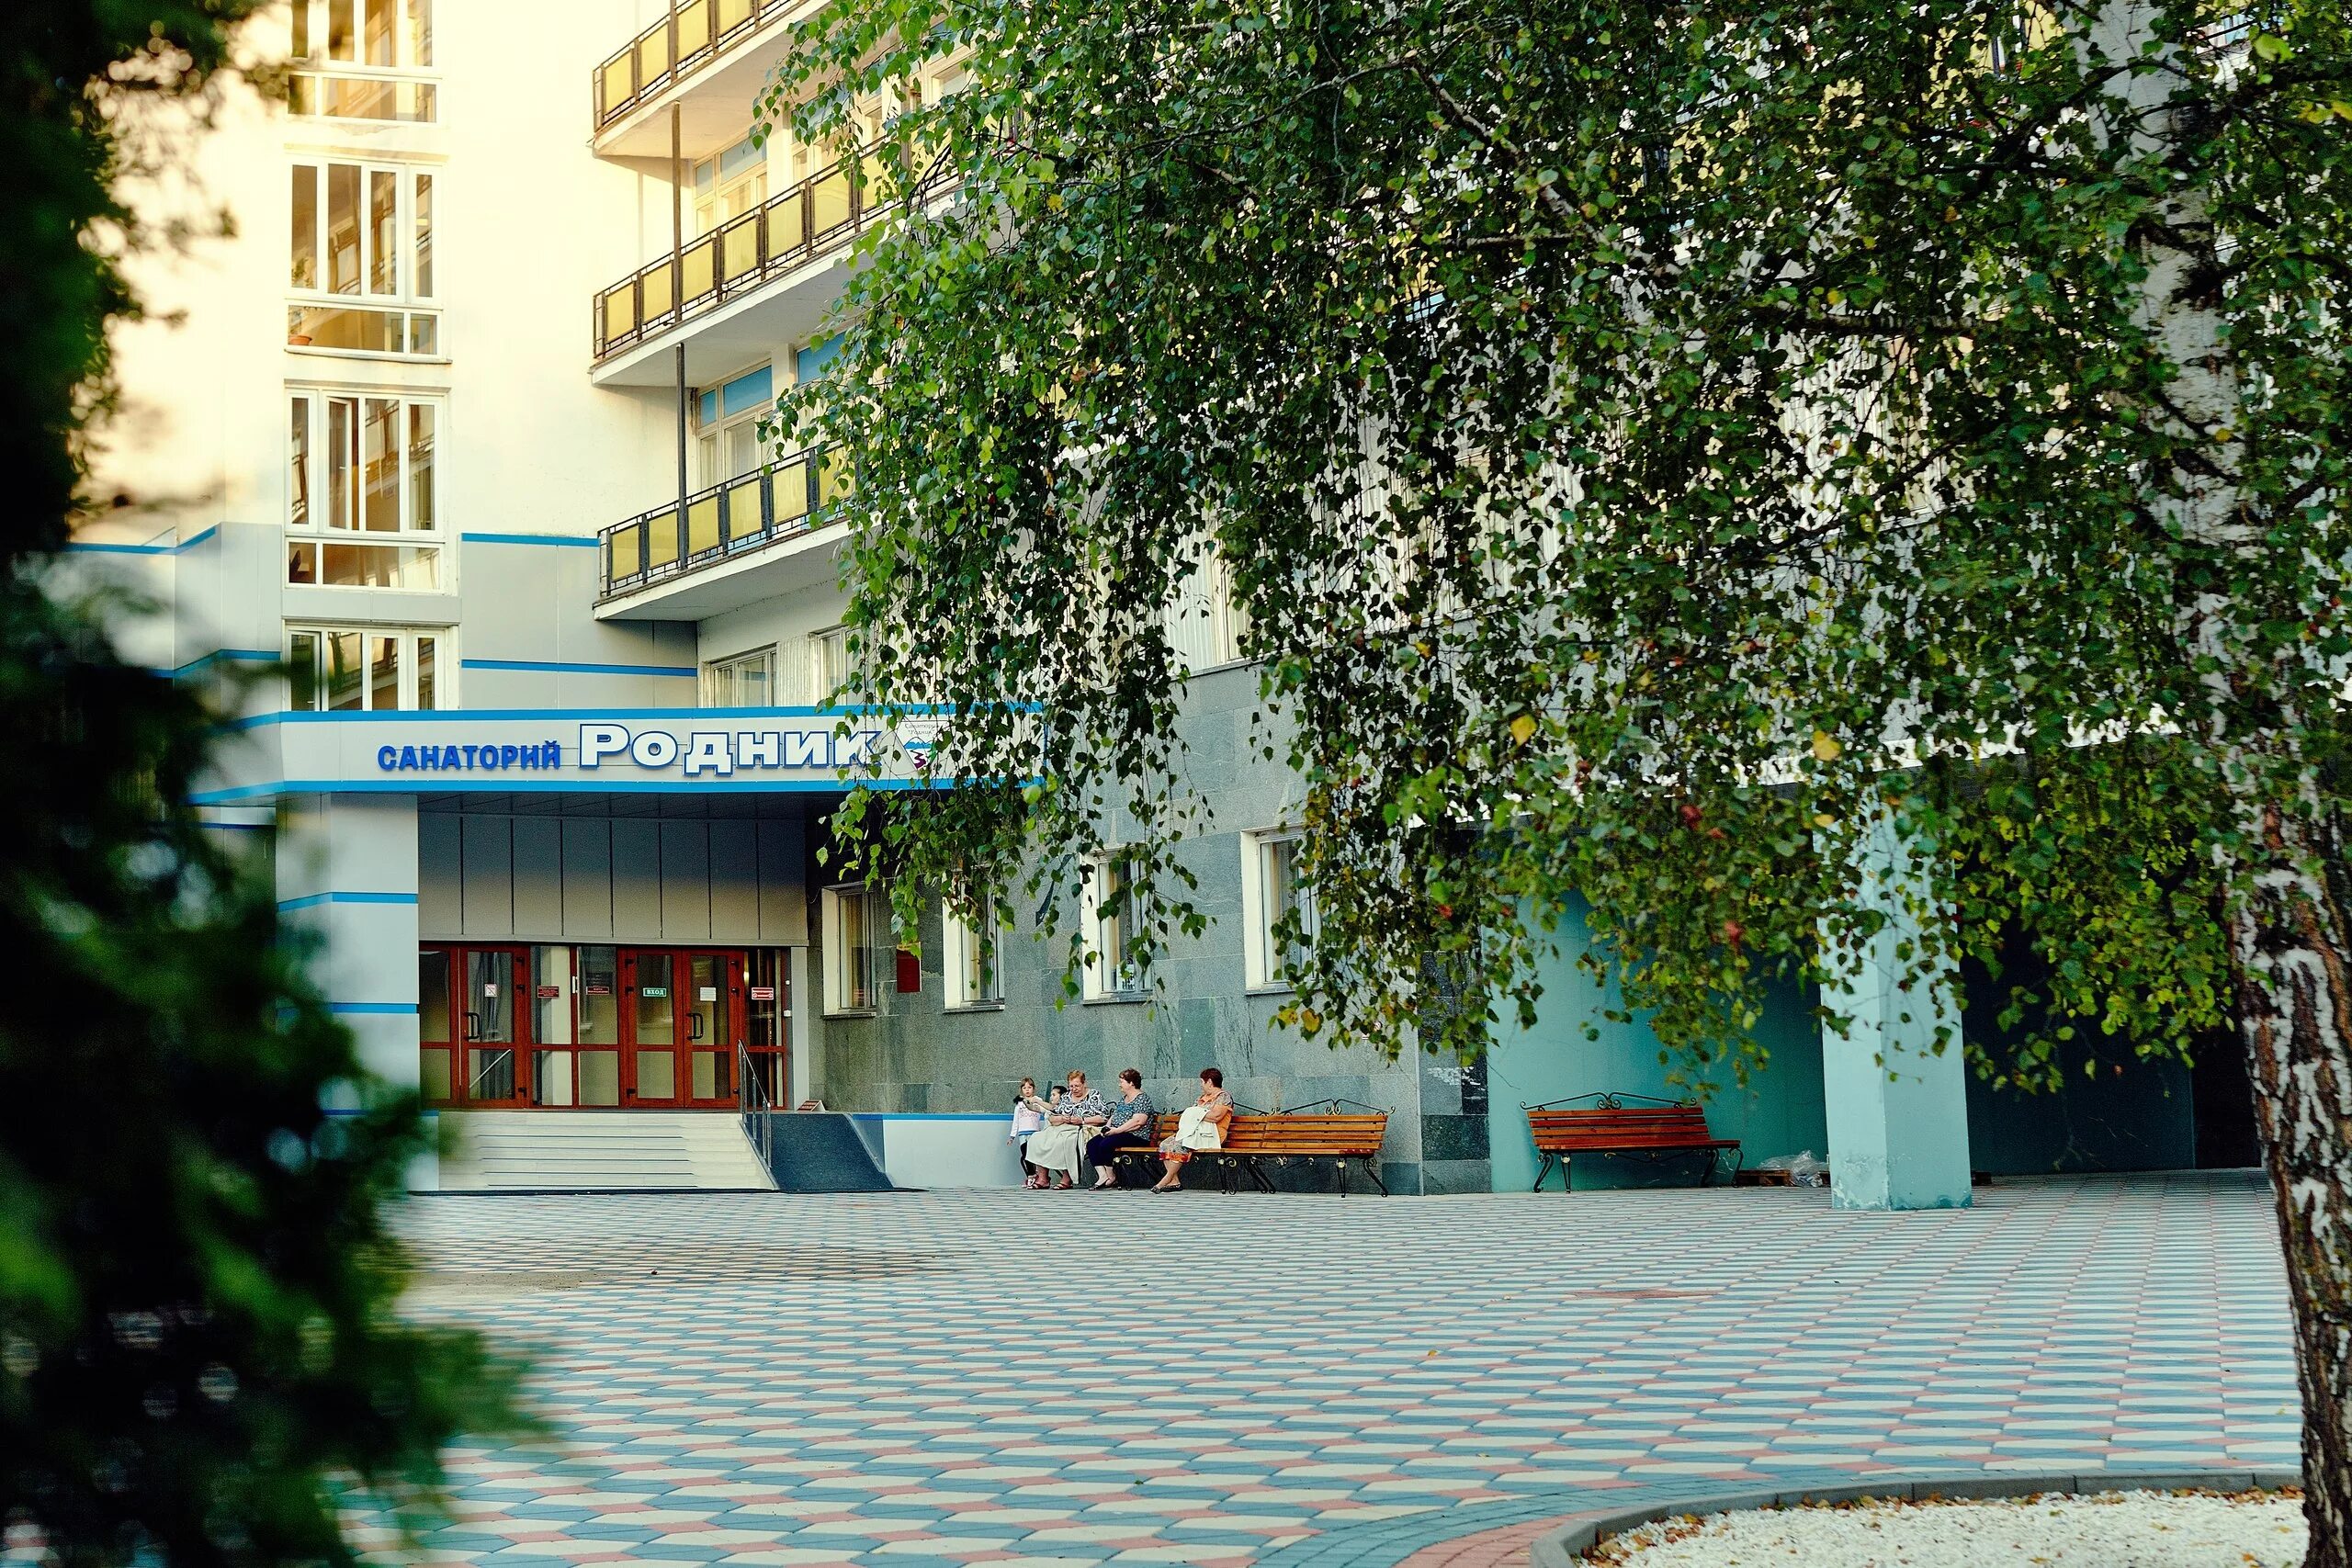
[680,236,716,303]
[726,474,763,539]
[721,215,759,282]
[718,0,753,31]
[819,447,850,505]
[686,491,721,556]
[601,52,633,115]
[647,508,681,570]
[636,29,668,87]
[772,457,810,524]
[677,0,711,53]
[861,151,893,209]
[610,524,642,581]
[602,283,639,345]
[640,259,674,320]
[808,165,852,237]
[765,195,807,261]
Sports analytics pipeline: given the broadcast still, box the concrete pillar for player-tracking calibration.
[276,793,422,1091]
[1819,811,1973,1210]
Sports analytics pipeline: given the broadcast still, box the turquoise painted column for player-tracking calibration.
[1819,811,1973,1210]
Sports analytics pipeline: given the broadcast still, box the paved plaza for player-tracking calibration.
[395,1175,2298,1568]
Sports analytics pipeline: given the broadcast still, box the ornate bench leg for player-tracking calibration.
[1532,1152,1555,1193]
[1362,1156,1388,1197]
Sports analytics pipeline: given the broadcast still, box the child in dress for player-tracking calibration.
[1009,1077,1050,1190]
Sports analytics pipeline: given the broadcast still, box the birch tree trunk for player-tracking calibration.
[2236,798,2352,1566]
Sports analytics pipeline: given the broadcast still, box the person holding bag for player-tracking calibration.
[1149,1067,1231,1192]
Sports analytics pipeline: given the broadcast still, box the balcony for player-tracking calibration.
[593,146,953,384]
[597,445,850,620]
[594,0,802,137]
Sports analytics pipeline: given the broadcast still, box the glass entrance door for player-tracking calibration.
[460,945,532,1106]
[623,949,744,1107]
[420,942,534,1107]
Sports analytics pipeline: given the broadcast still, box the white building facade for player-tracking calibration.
[72,0,2256,1198]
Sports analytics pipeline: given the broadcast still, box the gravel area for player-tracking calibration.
[1587,1489,2304,1567]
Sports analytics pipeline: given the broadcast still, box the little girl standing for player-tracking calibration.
[1009,1077,1048,1190]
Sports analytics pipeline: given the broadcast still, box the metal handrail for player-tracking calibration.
[591,145,956,362]
[738,1042,776,1174]
[592,0,793,131]
[597,442,846,599]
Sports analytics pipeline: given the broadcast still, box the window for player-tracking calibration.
[695,363,774,487]
[289,0,435,120]
[823,886,880,1014]
[1243,829,1316,989]
[1167,543,1248,671]
[691,134,769,237]
[290,0,433,66]
[286,626,443,711]
[288,160,438,355]
[286,392,444,588]
[1082,852,1147,1000]
[943,890,1004,1010]
[809,625,854,705]
[705,645,775,706]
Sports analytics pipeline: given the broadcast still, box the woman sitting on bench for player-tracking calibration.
[1150,1067,1232,1192]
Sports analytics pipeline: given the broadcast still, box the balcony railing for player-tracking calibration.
[594,145,949,362]
[601,445,848,599]
[594,0,797,130]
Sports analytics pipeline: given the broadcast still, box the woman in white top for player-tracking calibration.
[1150,1067,1233,1192]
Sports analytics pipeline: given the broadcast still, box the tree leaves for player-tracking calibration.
[765,0,2352,1095]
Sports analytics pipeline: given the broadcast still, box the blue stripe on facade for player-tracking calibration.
[224,702,968,731]
[277,891,421,911]
[65,525,220,557]
[459,659,699,677]
[325,1001,418,1016]
[175,648,277,676]
[459,532,602,548]
[190,777,922,805]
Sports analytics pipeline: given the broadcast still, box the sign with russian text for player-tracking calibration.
[199,706,950,804]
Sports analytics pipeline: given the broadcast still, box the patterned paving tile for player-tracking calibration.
[391,1175,2292,1568]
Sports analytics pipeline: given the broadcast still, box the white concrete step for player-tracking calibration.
[436,1111,775,1191]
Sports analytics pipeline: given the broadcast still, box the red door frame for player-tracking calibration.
[620,948,746,1109]
[421,941,535,1107]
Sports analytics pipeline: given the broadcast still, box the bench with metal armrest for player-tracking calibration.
[1103,1101,1392,1193]
[1524,1091,1742,1192]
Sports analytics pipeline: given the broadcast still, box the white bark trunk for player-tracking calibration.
[2234,800,2352,1567]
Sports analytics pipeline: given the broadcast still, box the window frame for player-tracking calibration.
[821,884,880,1017]
[288,158,440,360]
[286,389,447,591]
[1081,852,1148,1002]
[704,644,777,707]
[942,890,1005,1011]
[808,624,854,707]
[1241,828,1317,991]
[285,624,448,712]
[694,362,775,488]
[288,0,435,72]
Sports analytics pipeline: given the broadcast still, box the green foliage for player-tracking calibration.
[0,6,530,1564]
[763,0,2352,1089]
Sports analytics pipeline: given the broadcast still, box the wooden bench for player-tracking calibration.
[1525,1093,1741,1192]
[1104,1104,1391,1194]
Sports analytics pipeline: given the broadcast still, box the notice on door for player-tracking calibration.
[699,987,718,1001]
[642,986,668,998]
[749,986,776,1001]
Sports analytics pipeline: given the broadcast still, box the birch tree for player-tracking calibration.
[764,0,2352,1547]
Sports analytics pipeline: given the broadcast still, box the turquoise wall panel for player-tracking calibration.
[1485,895,1827,1192]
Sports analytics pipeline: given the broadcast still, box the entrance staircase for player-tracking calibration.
[435,1111,776,1191]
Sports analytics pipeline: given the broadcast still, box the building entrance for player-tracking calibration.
[422,942,787,1110]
